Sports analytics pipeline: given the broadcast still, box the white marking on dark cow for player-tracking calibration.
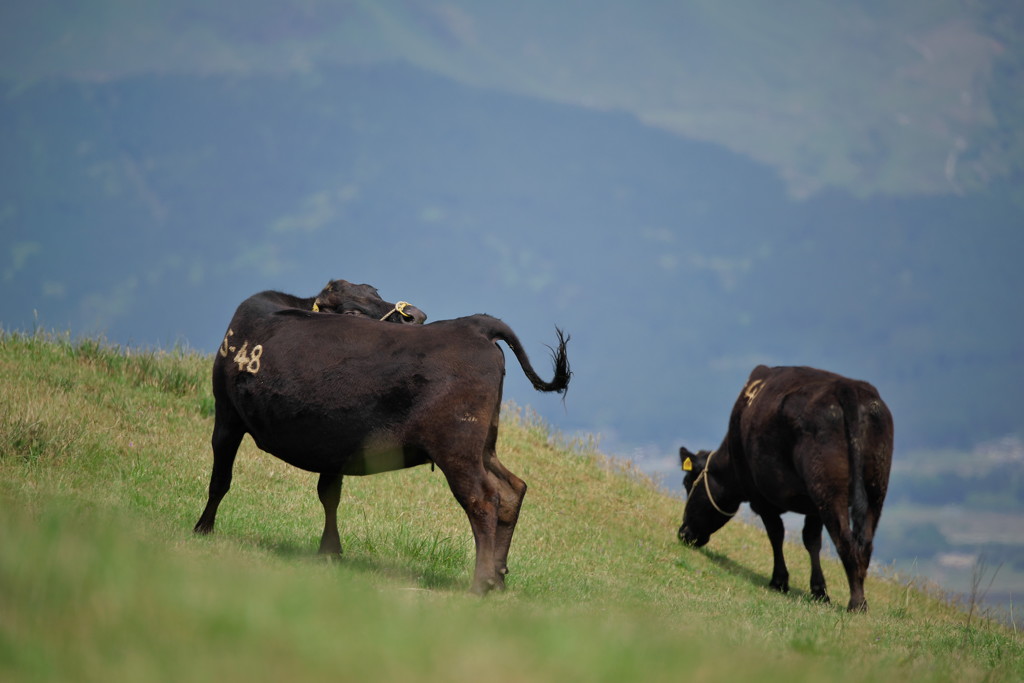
[232,341,263,374]
[743,378,764,405]
[219,329,235,358]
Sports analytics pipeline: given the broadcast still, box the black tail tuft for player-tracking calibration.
[547,328,572,397]
[488,319,571,395]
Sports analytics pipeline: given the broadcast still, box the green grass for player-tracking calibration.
[1,330,1021,682]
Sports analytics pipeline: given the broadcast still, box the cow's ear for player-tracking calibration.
[679,446,693,469]
[682,457,693,472]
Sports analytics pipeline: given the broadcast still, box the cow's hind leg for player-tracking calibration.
[484,453,527,586]
[441,463,501,595]
[802,514,830,603]
[316,472,344,556]
[820,507,868,612]
[194,412,244,535]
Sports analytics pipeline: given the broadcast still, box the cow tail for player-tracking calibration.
[838,384,869,548]
[487,319,571,395]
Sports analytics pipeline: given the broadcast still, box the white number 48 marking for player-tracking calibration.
[233,342,263,374]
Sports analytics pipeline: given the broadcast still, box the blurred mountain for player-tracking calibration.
[3,0,1022,199]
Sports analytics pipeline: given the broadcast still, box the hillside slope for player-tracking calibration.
[0,332,1021,682]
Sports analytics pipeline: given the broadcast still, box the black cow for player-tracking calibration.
[194,299,570,595]
[243,279,428,323]
[677,365,893,611]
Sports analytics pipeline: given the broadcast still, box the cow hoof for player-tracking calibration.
[317,541,343,557]
[769,579,789,594]
[470,576,502,596]
[811,592,830,604]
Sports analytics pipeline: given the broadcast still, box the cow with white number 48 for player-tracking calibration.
[194,280,570,595]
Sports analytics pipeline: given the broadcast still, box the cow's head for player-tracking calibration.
[677,446,734,547]
[312,279,427,324]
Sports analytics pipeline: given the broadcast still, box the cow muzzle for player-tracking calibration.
[678,524,708,548]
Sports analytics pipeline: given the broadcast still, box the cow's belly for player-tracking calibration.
[246,413,436,475]
[340,447,431,476]
[749,468,817,516]
[751,488,815,515]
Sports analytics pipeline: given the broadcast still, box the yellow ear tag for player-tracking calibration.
[312,302,320,312]
[682,457,693,472]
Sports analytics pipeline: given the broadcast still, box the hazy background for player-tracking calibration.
[2,1,1022,610]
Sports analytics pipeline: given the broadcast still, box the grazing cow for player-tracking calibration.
[677,365,893,611]
[194,300,570,595]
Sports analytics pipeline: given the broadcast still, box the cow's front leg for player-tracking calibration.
[759,512,789,593]
[802,514,830,603]
[316,472,344,555]
[194,415,244,534]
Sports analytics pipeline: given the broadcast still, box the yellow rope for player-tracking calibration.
[312,299,413,319]
[684,449,738,519]
[380,301,414,321]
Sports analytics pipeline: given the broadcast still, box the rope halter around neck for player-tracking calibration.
[682,449,738,519]
[311,299,415,321]
[379,301,415,321]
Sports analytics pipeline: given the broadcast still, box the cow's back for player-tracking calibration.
[728,365,893,514]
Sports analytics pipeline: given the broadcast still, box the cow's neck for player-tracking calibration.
[709,441,745,510]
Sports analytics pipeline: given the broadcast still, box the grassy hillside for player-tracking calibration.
[1,331,1021,682]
